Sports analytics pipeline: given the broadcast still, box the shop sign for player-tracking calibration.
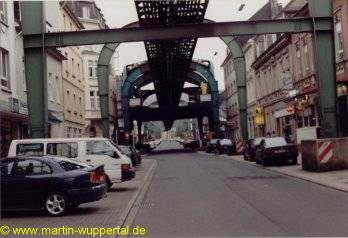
[255,106,265,125]
[129,98,141,107]
[274,108,294,118]
[9,97,28,115]
[200,94,212,102]
[255,114,265,125]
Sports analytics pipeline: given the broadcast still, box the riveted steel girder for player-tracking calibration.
[121,61,220,134]
[309,0,338,138]
[23,17,333,48]
[21,1,48,138]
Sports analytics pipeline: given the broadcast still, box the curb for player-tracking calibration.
[116,159,158,233]
[222,154,348,194]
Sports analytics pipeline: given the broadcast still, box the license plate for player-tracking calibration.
[274,149,287,154]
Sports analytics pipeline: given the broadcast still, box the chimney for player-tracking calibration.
[269,0,283,19]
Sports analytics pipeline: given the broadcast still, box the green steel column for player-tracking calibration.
[309,0,338,138]
[97,43,119,138]
[21,2,48,138]
[222,36,248,140]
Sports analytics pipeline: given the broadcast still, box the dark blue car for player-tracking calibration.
[1,156,107,216]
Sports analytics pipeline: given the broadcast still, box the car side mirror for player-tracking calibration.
[113,151,119,159]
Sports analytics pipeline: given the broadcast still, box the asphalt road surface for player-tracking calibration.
[131,140,348,237]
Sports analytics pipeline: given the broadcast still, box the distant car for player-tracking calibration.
[205,139,219,153]
[244,137,265,161]
[118,145,141,166]
[215,139,235,155]
[1,156,107,216]
[255,137,298,166]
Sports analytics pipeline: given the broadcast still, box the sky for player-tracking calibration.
[96,0,291,91]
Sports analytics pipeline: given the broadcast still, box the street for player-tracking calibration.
[130,141,348,237]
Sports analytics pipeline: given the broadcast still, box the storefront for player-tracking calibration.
[0,97,29,157]
[293,93,320,144]
[274,106,296,143]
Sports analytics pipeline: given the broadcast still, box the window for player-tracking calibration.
[59,161,85,171]
[48,73,54,101]
[296,45,302,77]
[86,141,119,158]
[0,49,10,89]
[0,1,7,24]
[90,90,94,97]
[13,160,52,176]
[1,159,15,176]
[258,36,265,56]
[47,143,78,158]
[55,76,60,104]
[90,97,96,109]
[303,42,310,74]
[67,127,71,138]
[82,6,91,18]
[94,60,98,77]
[334,17,344,61]
[17,144,44,156]
[88,60,93,78]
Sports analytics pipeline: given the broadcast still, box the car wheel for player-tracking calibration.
[291,157,298,165]
[69,203,80,210]
[262,157,270,167]
[106,176,113,189]
[45,192,68,216]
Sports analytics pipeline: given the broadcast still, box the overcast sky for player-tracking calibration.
[96,0,291,91]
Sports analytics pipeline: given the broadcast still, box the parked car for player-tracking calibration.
[244,137,265,161]
[215,139,235,155]
[205,139,219,153]
[118,145,142,166]
[8,138,135,189]
[1,156,107,216]
[255,137,298,166]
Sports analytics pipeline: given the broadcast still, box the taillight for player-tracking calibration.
[90,171,104,184]
[122,164,130,172]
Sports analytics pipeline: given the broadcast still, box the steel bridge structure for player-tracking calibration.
[21,0,338,141]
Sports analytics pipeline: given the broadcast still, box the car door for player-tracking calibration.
[11,159,53,209]
[1,158,16,209]
[84,140,122,182]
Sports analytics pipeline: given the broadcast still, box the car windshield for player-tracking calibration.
[210,139,218,144]
[119,146,133,155]
[254,138,266,146]
[265,137,288,148]
[220,139,232,145]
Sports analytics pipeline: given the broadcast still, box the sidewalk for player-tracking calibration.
[226,154,348,193]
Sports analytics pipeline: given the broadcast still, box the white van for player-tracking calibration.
[8,138,135,188]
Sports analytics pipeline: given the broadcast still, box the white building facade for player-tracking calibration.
[0,1,28,157]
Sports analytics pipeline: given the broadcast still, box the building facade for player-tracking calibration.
[0,1,28,157]
[67,1,118,139]
[221,49,241,141]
